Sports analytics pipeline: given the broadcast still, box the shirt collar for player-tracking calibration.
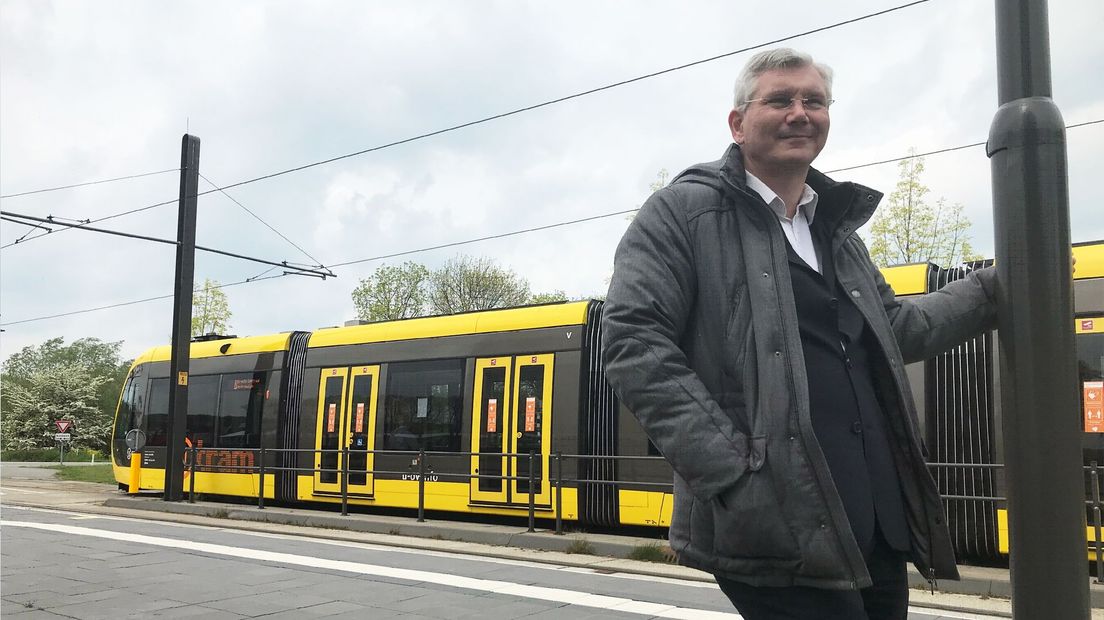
[745,172,819,222]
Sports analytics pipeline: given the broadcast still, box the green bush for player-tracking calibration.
[2,447,104,462]
[564,537,596,555]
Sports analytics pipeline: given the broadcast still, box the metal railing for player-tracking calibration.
[177,447,1104,580]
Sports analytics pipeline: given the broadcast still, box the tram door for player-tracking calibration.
[313,366,380,496]
[470,354,553,506]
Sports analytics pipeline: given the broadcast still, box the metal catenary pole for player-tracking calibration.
[164,134,200,502]
[988,2,1087,617]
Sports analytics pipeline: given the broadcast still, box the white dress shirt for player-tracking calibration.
[745,172,821,274]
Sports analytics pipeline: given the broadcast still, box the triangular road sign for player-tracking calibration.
[54,420,72,433]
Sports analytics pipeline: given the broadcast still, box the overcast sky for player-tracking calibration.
[2,0,1102,364]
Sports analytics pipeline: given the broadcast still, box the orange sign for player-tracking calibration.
[327,403,337,433]
[177,371,188,386]
[355,403,365,433]
[487,399,497,433]
[525,397,536,432]
[1087,381,1104,433]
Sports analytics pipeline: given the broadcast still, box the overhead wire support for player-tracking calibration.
[198,172,326,269]
[0,210,336,280]
[0,168,180,200]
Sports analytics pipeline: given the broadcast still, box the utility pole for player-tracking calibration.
[164,134,200,502]
[988,1,1087,617]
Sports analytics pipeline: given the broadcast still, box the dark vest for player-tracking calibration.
[784,222,911,555]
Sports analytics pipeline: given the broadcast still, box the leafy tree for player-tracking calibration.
[2,337,129,429]
[867,153,982,267]
[1,337,127,451]
[191,278,232,336]
[529,290,568,304]
[351,262,430,321]
[428,255,531,314]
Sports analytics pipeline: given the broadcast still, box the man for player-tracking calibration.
[601,48,997,619]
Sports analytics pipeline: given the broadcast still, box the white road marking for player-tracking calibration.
[1,507,1010,619]
[2,519,741,619]
[3,505,719,589]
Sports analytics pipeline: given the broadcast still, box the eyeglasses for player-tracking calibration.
[743,96,834,111]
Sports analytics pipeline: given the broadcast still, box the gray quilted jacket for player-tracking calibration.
[602,144,997,590]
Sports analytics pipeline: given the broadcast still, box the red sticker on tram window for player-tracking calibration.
[327,403,337,433]
[525,397,536,432]
[531,356,538,363]
[487,399,497,433]
[355,403,365,433]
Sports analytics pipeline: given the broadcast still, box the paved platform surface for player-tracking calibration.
[3,465,1103,618]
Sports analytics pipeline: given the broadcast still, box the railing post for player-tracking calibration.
[1093,462,1103,583]
[417,450,426,523]
[555,451,564,535]
[258,446,266,510]
[188,445,197,504]
[341,446,349,516]
[528,449,536,533]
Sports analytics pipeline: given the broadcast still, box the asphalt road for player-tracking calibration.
[1,503,1011,619]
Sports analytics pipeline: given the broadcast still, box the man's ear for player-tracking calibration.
[728,109,745,144]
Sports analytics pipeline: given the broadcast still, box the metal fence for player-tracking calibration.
[175,447,1104,581]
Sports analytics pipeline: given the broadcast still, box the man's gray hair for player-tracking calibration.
[732,48,833,111]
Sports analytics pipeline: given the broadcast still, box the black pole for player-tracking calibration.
[417,450,426,523]
[528,449,536,533]
[258,446,266,510]
[555,451,563,535]
[341,446,349,516]
[989,2,1087,617]
[188,445,197,504]
[164,134,200,502]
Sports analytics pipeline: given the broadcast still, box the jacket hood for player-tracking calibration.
[670,143,884,232]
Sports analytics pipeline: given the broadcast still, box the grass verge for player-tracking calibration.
[52,464,117,484]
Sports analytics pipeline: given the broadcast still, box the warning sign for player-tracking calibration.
[327,403,337,433]
[1082,319,1096,332]
[54,420,73,433]
[1085,381,1104,433]
[355,403,365,433]
[487,399,497,433]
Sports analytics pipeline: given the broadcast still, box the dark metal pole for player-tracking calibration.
[1092,463,1102,583]
[989,2,1087,617]
[188,445,197,504]
[417,450,426,523]
[341,446,349,516]
[164,134,200,502]
[258,446,266,510]
[555,451,564,535]
[528,449,536,533]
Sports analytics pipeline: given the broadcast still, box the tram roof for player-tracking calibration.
[307,300,594,348]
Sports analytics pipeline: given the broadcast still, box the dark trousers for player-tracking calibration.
[715,527,909,620]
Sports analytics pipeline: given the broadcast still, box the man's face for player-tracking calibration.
[728,65,830,176]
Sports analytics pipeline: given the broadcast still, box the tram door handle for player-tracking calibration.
[516,432,522,439]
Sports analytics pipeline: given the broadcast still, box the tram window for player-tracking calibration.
[147,378,169,446]
[186,375,220,449]
[1079,332,1104,383]
[383,359,464,452]
[113,375,142,444]
[217,372,266,448]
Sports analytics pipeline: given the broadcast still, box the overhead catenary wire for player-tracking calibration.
[199,173,326,269]
[0,274,290,327]
[5,118,1104,327]
[0,168,180,200]
[1,0,933,251]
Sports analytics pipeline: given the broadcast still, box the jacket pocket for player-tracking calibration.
[711,439,799,560]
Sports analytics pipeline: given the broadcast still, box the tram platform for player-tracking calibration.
[2,473,1102,618]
